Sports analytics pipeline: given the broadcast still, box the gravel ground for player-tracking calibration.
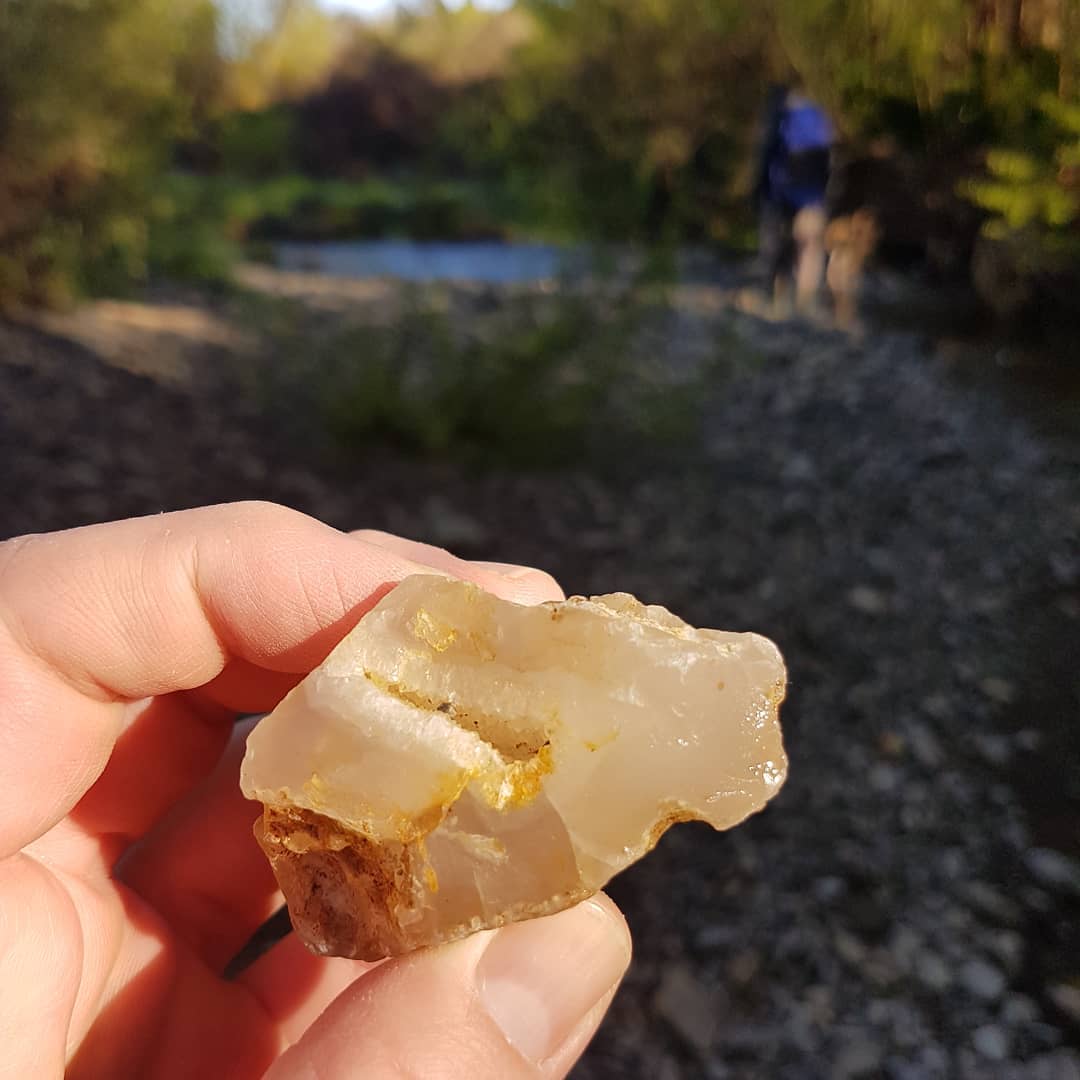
[2,265,1078,1078]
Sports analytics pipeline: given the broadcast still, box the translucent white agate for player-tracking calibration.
[241,575,787,960]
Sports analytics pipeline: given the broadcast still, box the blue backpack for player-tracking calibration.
[769,101,833,211]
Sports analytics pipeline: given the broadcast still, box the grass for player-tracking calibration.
[249,278,718,468]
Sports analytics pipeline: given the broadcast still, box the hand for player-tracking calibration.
[0,502,631,1078]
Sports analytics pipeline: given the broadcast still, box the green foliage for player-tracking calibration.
[772,0,976,135]
[150,172,502,246]
[388,2,533,86]
[963,95,1080,250]
[214,108,297,176]
[259,284,708,467]
[222,0,341,110]
[467,0,767,241]
[443,0,1076,241]
[4,0,1080,311]
[325,293,640,463]
[146,174,239,283]
[0,0,215,306]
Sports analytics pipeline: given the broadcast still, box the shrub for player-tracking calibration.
[0,0,213,306]
[963,96,1080,242]
[260,282,709,467]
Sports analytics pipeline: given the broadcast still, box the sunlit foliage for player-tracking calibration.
[1,0,1078,307]
[0,0,216,304]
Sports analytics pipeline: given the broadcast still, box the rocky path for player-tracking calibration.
[1,266,1078,1078]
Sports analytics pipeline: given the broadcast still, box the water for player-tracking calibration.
[275,240,585,285]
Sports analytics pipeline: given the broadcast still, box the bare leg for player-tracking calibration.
[827,248,863,331]
[834,289,857,330]
[758,202,796,317]
[793,205,827,315]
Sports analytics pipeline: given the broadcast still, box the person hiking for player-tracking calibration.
[754,81,834,316]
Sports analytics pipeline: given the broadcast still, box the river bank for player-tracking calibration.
[2,262,1078,1079]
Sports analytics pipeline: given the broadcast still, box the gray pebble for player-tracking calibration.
[847,585,889,615]
[960,958,1007,1002]
[916,951,953,991]
[1002,993,1041,1025]
[1025,1050,1080,1080]
[832,1036,884,1079]
[972,1024,1009,1060]
[1048,983,1080,1025]
[1026,848,1080,896]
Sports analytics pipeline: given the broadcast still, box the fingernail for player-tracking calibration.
[476,899,631,1065]
[505,566,542,581]
[489,564,543,581]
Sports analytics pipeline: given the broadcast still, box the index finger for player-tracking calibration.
[0,501,562,857]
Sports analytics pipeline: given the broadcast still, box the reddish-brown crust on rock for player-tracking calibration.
[257,806,422,961]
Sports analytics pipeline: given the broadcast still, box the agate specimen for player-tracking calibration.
[240,575,787,961]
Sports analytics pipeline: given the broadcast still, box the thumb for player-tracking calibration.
[267,895,631,1079]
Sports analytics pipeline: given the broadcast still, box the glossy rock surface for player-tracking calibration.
[241,575,787,960]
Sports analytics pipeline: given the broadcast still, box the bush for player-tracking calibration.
[259,282,709,467]
[145,173,238,284]
[962,94,1080,326]
[154,172,499,246]
[214,108,298,178]
[963,96,1080,239]
[0,0,213,307]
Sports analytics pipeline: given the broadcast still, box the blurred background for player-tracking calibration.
[2,1,1079,1076]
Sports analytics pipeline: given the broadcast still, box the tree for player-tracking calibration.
[770,0,978,131]
[490,0,767,239]
[221,0,343,110]
[0,0,212,304]
[1063,0,1079,100]
[995,0,1025,55]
